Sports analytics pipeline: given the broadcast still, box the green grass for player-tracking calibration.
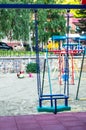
[0,50,56,57]
[0,50,36,56]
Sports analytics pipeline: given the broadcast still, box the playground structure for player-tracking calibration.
[34,7,86,114]
[50,35,86,85]
[35,9,71,114]
[38,40,85,113]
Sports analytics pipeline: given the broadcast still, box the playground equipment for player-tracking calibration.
[34,7,86,113]
[51,35,85,85]
[46,40,59,50]
[35,9,72,114]
[1,3,86,114]
[33,5,86,114]
[50,35,86,100]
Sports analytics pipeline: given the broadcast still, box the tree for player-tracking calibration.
[0,8,30,41]
[0,0,34,41]
[76,9,86,34]
[0,0,66,49]
[32,0,66,45]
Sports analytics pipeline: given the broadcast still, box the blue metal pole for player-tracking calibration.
[66,9,70,97]
[46,50,52,95]
[76,50,85,100]
[34,10,41,97]
[41,58,46,95]
[64,9,70,97]
[46,50,53,107]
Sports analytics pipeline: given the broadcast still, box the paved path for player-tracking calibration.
[0,112,86,130]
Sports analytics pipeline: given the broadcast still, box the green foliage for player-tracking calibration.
[32,0,66,43]
[0,0,66,47]
[0,8,30,40]
[76,10,86,34]
[26,62,37,73]
[0,50,36,56]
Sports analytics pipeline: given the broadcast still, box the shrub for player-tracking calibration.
[26,62,37,73]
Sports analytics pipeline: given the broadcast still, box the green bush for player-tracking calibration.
[26,62,37,73]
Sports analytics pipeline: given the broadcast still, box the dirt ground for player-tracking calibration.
[0,72,86,116]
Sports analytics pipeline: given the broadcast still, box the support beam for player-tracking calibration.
[0,4,85,9]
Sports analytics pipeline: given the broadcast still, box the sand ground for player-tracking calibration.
[0,73,86,116]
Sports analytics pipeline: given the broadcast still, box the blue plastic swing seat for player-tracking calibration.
[37,105,71,113]
[37,94,71,113]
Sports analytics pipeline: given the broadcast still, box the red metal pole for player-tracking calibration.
[58,53,62,85]
[71,54,74,85]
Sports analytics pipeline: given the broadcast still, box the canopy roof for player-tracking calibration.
[52,35,86,41]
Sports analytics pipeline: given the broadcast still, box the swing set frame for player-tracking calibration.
[0,3,86,114]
